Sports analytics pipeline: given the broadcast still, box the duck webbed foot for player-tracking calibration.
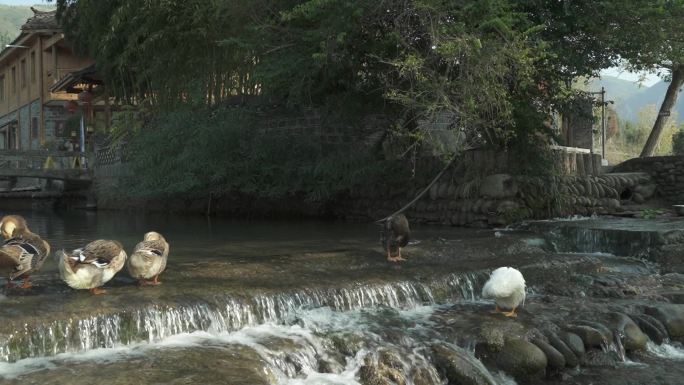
[90,287,107,295]
[20,276,32,289]
[139,276,162,286]
[502,307,518,318]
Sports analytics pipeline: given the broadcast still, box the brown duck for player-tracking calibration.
[58,239,127,295]
[128,231,169,286]
[381,213,410,262]
[0,215,51,288]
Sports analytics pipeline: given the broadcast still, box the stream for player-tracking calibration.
[1,211,683,384]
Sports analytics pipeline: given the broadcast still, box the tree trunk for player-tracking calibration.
[640,65,684,157]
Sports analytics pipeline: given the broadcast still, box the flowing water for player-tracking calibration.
[0,211,683,384]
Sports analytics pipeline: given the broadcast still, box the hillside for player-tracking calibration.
[586,75,684,123]
[0,4,54,45]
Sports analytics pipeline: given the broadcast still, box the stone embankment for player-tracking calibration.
[341,172,657,226]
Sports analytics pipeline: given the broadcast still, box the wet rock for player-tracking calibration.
[478,320,526,351]
[631,314,667,344]
[660,290,684,304]
[359,364,396,385]
[606,313,648,351]
[411,367,440,385]
[547,332,579,367]
[359,356,406,385]
[559,332,585,361]
[378,348,404,370]
[565,325,605,349]
[583,349,622,367]
[331,333,366,356]
[576,320,614,344]
[646,304,684,338]
[531,338,565,369]
[495,339,547,380]
[431,344,497,385]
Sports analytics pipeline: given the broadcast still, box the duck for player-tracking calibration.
[381,213,410,262]
[482,267,526,317]
[58,239,127,295]
[128,231,169,286]
[0,215,51,288]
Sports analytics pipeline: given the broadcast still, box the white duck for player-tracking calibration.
[482,267,526,317]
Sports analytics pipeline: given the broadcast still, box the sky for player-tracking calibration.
[0,0,50,5]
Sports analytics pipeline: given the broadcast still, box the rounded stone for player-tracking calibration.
[576,321,614,345]
[559,332,585,360]
[495,339,547,380]
[531,338,565,369]
[565,325,605,349]
[606,312,648,351]
[646,304,684,338]
[546,333,579,368]
[632,314,667,344]
[431,344,497,385]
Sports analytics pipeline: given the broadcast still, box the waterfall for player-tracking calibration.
[0,271,487,363]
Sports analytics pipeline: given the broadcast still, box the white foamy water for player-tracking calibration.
[0,305,449,384]
[647,342,684,360]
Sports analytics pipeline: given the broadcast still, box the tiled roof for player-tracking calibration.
[21,7,59,31]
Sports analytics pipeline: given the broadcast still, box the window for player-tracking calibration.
[0,75,4,101]
[31,117,39,139]
[21,59,27,89]
[30,51,36,84]
[11,66,16,93]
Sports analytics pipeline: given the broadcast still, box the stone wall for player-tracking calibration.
[337,172,655,227]
[612,155,684,203]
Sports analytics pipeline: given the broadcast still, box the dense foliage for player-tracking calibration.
[49,0,684,202]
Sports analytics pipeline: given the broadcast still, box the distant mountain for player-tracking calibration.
[0,4,54,45]
[586,76,683,123]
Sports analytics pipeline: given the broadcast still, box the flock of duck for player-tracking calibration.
[0,212,525,317]
[0,214,169,295]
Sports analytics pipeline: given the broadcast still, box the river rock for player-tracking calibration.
[531,338,565,369]
[576,320,614,344]
[431,344,497,385]
[480,174,517,199]
[359,356,406,385]
[606,312,649,351]
[646,304,684,338]
[631,314,667,344]
[495,339,547,380]
[565,325,605,349]
[546,332,579,367]
[559,331,585,360]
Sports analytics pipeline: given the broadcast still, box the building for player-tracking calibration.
[0,8,94,151]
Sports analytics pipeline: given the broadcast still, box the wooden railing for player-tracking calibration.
[0,149,92,181]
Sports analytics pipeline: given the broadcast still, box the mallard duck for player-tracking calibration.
[482,267,526,317]
[0,215,50,288]
[128,231,169,286]
[381,213,410,262]
[58,240,127,295]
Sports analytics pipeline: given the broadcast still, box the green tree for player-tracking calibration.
[604,0,684,157]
